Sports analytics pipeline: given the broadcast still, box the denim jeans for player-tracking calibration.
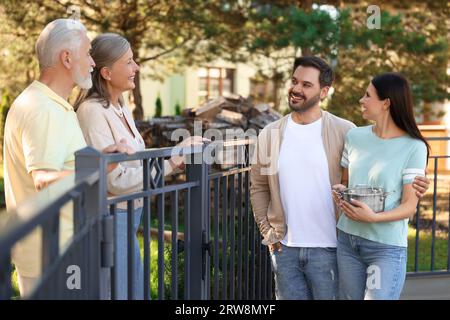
[270,244,339,300]
[337,230,407,300]
[114,207,144,300]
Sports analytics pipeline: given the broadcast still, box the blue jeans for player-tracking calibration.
[337,230,407,300]
[114,207,144,300]
[270,244,339,300]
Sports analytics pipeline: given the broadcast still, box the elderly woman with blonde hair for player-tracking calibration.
[75,33,203,299]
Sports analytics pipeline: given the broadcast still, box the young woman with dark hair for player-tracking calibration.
[332,72,429,300]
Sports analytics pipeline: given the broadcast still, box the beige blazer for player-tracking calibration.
[76,99,175,209]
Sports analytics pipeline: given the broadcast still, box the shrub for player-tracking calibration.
[154,95,162,118]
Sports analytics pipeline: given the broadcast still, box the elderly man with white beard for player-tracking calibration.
[3,19,133,297]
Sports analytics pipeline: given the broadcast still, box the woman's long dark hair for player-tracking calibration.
[371,72,430,158]
[74,33,130,110]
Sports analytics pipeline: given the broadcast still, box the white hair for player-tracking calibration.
[35,19,87,70]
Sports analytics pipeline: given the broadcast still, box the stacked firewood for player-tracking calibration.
[136,94,283,148]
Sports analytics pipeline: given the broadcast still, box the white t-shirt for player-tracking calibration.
[278,115,337,247]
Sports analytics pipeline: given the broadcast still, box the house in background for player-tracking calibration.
[138,60,260,119]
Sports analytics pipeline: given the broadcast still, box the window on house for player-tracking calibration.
[198,67,235,103]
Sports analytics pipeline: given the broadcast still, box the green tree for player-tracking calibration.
[243,1,342,109]
[1,1,448,125]
[0,0,249,120]
[243,1,449,124]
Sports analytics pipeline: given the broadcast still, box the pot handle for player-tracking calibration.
[332,188,344,199]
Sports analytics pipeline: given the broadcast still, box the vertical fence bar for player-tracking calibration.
[229,175,235,299]
[87,207,95,299]
[262,242,267,299]
[156,157,165,300]
[142,159,151,300]
[267,248,272,300]
[83,223,89,299]
[75,147,108,300]
[244,170,250,300]
[237,172,243,300]
[221,176,228,299]
[431,158,438,271]
[213,178,220,300]
[73,194,86,234]
[109,204,117,300]
[245,171,251,300]
[186,149,208,299]
[171,191,179,299]
[127,200,135,300]
[0,253,12,300]
[41,214,60,272]
[256,232,261,300]
[414,203,420,272]
[73,193,88,298]
[205,175,211,300]
[448,183,450,271]
[249,216,255,299]
[157,189,165,300]
[184,188,191,299]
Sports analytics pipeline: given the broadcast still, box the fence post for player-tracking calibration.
[75,146,109,300]
[185,148,209,299]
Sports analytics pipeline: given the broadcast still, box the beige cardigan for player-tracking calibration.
[250,111,356,245]
[77,99,175,208]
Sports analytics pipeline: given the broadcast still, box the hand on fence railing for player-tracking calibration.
[102,138,136,173]
[169,136,210,171]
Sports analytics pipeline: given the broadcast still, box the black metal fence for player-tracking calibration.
[408,137,450,277]
[0,139,272,300]
[2,136,450,300]
[0,169,104,299]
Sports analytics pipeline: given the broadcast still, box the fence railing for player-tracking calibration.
[0,169,103,299]
[2,136,450,299]
[408,137,450,277]
[0,139,272,300]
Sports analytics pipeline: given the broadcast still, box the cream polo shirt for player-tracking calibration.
[3,80,86,277]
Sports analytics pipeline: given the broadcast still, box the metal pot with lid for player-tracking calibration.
[335,185,391,213]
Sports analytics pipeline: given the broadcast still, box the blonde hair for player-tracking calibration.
[75,33,130,109]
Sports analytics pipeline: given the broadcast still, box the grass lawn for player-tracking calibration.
[407,227,449,272]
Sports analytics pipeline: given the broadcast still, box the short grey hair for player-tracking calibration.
[35,19,87,70]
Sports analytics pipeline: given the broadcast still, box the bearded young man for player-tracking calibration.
[250,56,429,300]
